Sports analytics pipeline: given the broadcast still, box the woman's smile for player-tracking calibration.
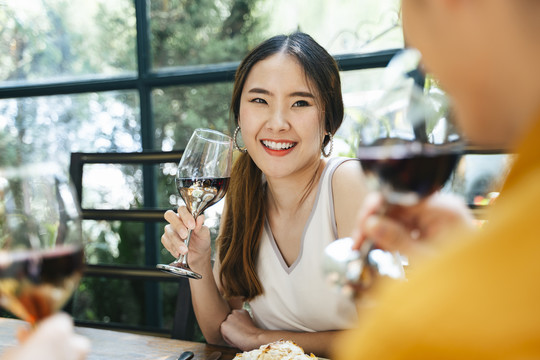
[261,139,297,156]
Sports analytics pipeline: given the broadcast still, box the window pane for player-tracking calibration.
[152,83,233,151]
[445,154,513,205]
[337,67,388,157]
[81,163,185,211]
[158,162,181,208]
[0,0,136,84]
[82,164,144,210]
[150,0,402,70]
[0,91,141,169]
[265,0,403,54]
[150,0,267,69]
[72,277,179,332]
[83,220,145,266]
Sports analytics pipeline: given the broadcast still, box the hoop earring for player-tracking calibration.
[322,132,333,158]
[233,126,247,153]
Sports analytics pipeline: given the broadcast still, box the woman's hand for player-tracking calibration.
[161,206,211,263]
[352,192,475,258]
[3,313,90,360]
[220,309,263,351]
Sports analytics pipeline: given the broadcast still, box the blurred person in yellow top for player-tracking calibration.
[335,0,540,358]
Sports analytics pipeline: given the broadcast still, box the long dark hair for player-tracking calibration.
[218,32,344,300]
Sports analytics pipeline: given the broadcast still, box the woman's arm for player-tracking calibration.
[220,309,340,358]
[162,204,239,345]
[332,160,369,239]
[188,252,241,345]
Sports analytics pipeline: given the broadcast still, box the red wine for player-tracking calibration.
[0,245,84,324]
[176,177,230,217]
[358,140,461,204]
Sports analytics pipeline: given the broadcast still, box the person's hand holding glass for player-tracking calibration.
[324,49,464,292]
[158,128,233,279]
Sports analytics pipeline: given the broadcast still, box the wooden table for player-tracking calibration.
[0,317,239,360]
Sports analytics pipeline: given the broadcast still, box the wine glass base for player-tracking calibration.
[156,263,203,279]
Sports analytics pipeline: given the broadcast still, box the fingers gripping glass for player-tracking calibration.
[157,129,233,279]
[323,49,463,292]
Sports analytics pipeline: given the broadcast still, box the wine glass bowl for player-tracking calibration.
[323,49,463,292]
[0,163,84,325]
[157,128,233,279]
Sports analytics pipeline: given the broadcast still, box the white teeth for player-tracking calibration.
[262,140,295,150]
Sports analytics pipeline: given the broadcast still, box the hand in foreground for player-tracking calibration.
[351,192,475,259]
[162,206,211,260]
[3,313,90,360]
[220,309,263,351]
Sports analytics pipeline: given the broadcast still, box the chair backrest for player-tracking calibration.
[69,151,197,340]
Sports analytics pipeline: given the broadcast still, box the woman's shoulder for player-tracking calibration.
[331,157,365,202]
[330,157,368,237]
[330,157,363,182]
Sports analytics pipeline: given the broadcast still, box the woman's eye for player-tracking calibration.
[292,100,310,107]
[250,98,267,104]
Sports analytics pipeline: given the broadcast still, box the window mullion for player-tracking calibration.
[135,0,162,330]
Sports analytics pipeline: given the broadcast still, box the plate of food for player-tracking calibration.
[233,340,318,360]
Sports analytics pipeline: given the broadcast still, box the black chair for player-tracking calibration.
[69,151,197,340]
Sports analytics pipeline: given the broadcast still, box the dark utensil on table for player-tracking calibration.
[178,351,194,360]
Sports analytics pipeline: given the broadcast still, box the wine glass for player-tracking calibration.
[157,128,233,279]
[323,49,463,292]
[0,162,84,325]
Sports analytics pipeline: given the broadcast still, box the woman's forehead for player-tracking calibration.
[243,53,319,97]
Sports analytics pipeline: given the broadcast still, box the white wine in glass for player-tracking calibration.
[157,128,233,279]
[0,163,84,325]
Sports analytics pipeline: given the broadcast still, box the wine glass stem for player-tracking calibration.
[177,228,193,267]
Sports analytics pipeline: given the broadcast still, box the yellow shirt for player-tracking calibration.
[335,115,540,359]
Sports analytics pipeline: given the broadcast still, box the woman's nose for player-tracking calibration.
[265,106,290,132]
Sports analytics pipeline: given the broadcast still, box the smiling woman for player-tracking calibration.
[160,32,368,357]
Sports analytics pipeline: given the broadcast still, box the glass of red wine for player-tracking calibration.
[0,163,84,326]
[324,49,463,292]
[157,128,233,279]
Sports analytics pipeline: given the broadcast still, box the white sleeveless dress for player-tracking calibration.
[248,157,359,332]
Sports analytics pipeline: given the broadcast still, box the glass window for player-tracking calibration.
[81,164,144,210]
[445,154,513,205]
[337,67,388,157]
[150,0,402,70]
[150,0,267,70]
[158,162,182,208]
[72,277,180,331]
[83,220,146,266]
[152,83,234,151]
[0,0,137,84]
[0,91,141,168]
[264,0,403,54]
